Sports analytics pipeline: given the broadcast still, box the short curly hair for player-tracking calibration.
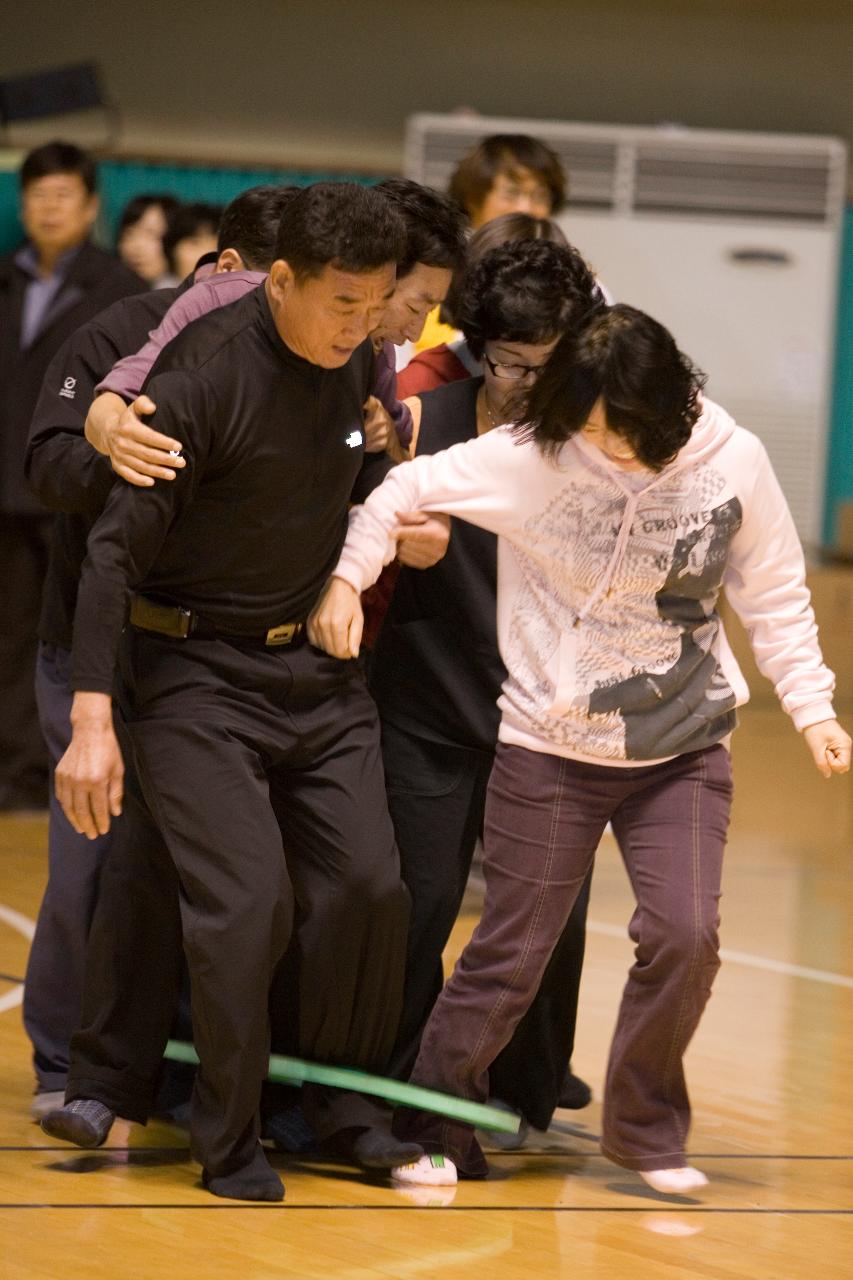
[441,211,568,327]
[457,238,603,361]
[518,304,706,470]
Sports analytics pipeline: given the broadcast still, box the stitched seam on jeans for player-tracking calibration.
[660,750,706,1150]
[463,755,566,1087]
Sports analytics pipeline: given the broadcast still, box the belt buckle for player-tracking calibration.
[265,622,299,646]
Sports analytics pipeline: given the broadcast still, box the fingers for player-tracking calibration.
[56,770,109,839]
[307,579,362,657]
[804,722,852,777]
[83,777,113,838]
[55,723,122,839]
[111,428,186,484]
[108,768,124,818]
[347,606,363,659]
[826,741,851,774]
[131,394,157,417]
[394,510,428,527]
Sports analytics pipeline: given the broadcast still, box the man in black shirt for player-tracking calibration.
[43,184,421,1202]
[23,187,294,1120]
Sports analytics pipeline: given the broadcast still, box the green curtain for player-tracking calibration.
[0,155,380,252]
[825,207,853,546]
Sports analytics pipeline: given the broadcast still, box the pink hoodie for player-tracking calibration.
[334,398,836,765]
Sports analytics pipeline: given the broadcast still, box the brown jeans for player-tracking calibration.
[395,741,733,1175]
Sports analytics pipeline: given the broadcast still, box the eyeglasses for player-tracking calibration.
[483,355,548,382]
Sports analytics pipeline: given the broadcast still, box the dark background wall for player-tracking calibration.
[0,0,850,541]
[1,0,851,181]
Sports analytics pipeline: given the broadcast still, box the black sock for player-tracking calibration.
[202,1144,285,1202]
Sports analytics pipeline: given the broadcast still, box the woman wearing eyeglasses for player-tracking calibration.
[367,239,604,1136]
[311,302,850,1194]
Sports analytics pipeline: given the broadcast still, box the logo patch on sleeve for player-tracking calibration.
[345,429,363,449]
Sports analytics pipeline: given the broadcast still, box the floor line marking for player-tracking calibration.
[467,871,853,990]
[0,903,35,1015]
[0,1203,849,1214]
[584,919,853,989]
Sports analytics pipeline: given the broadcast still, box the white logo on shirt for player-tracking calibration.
[59,376,77,400]
[345,429,363,449]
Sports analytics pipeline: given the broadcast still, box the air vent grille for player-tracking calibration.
[633,148,835,220]
[406,115,847,227]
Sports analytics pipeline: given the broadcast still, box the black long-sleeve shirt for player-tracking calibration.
[72,283,387,693]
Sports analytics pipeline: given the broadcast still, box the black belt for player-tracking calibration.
[129,595,306,648]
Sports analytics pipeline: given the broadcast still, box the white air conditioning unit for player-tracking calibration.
[406,113,848,546]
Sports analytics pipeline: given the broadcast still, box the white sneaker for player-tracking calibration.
[640,1166,709,1194]
[394,1182,458,1207]
[392,1153,458,1187]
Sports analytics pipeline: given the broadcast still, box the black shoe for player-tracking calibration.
[326,1125,424,1171]
[41,1099,116,1148]
[557,1070,592,1110]
[202,1144,285,1202]
[261,1104,315,1154]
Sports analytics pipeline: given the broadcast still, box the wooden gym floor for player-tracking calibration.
[1,702,851,1278]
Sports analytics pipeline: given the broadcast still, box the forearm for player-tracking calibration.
[724,462,837,729]
[337,434,516,592]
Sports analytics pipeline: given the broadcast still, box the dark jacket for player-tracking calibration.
[0,239,145,515]
[26,284,183,648]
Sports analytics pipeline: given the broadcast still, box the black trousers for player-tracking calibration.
[382,720,590,1131]
[24,644,116,1091]
[0,514,51,806]
[69,629,409,1177]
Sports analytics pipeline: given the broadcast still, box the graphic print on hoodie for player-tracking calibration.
[505,460,743,760]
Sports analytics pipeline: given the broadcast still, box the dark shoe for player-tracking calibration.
[351,1126,424,1170]
[477,1097,529,1150]
[261,1104,315,1154]
[41,1099,116,1148]
[202,1144,284,1202]
[557,1070,592,1110]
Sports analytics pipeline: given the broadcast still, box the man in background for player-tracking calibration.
[0,140,144,810]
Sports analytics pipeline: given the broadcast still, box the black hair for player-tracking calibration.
[216,184,299,271]
[117,193,181,239]
[20,140,97,194]
[458,238,603,362]
[162,201,223,273]
[442,211,568,327]
[274,182,406,280]
[374,178,467,279]
[519,304,707,469]
[448,134,566,221]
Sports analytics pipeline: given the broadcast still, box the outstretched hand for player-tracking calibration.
[802,719,852,778]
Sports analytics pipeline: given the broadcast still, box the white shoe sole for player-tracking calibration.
[392,1154,458,1187]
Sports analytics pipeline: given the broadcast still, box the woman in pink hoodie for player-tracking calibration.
[309,304,851,1195]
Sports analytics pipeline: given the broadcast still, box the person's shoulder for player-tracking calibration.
[145,286,261,381]
[92,285,178,331]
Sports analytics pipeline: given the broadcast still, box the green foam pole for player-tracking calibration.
[164,1039,520,1134]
